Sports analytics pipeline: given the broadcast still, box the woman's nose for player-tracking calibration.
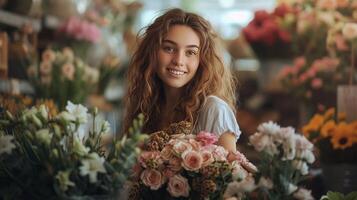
[172,51,185,66]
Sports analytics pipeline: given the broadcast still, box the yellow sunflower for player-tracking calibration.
[323,108,335,120]
[320,120,336,138]
[330,122,355,150]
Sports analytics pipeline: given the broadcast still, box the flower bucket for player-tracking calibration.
[321,163,357,194]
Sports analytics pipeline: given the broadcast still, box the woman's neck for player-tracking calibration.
[163,86,183,109]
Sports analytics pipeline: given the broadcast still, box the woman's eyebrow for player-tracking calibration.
[163,39,199,49]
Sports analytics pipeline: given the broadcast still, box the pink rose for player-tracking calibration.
[212,146,228,162]
[161,145,174,161]
[139,151,163,168]
[172,140,192,154]
[188,138,201,150]
[181,150,203,171]
[196,131,218,146]
[168,157,182,172]
[140,169,164,190]
[311,78,323,89]
[201,150,214,167]
[163,168,176,178]
[167,175,190,197]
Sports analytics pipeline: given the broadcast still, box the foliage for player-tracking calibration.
[0,101,147,199]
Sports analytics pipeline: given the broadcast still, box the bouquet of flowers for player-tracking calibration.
[0,101,147,199]
[27,47,99,110]
[128,121,257,200]
[302,108,357,164]
[225,122,315,200]
[278,56,347,111]
[242,3,295,58]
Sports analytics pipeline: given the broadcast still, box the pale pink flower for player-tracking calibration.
[161,145,174,161]
[317,0,337,10]
[62,47,74,62]
[249,132,270,152]
[163,168,176,178]
[293,188,314,200]
[168,157,182,172]
[61,63,75,80]
[188,138,201,150]
[172,140,192,154]
[167,174,190,197]
[293,57,306,69]
[311,78,323,89]
[201,150,214,167]
[138,151,162,168]
[196,131,218,146]
[40,61,53,76]
[140,169,164,190]
[342,23,357,40]
[211,145,229,161]
[42,49,56,63]
[335,34,349,51]
[181,150,203,171]
[132,163,143,180]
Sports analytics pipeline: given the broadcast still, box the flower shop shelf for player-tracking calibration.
[0,10,41,31]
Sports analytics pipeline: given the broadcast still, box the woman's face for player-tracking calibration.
[156,25,200,90]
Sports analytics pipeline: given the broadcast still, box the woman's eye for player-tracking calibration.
[163,46,175,53]
[186,50,198,56]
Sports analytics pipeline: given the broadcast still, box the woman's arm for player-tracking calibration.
[218,131,237,152]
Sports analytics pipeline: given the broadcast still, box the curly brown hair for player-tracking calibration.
[123,8,237,134]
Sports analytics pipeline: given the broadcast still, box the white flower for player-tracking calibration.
[278,127,296,160]
[57,111,76,122]
[258,177,273,189]
[73,138,90,156]
[224,175,257,199]
[83,67,99,84]
[293,188,314,200]
[231,161,248,181]
[0,135,16,155]
[101,120,110,134]
[65,101,88,124]
[342,23,357,40]
[257,121,281,135]
[79,153,106,183]
[38,105,49,120]
[35,129,52,146]
[55,170,75,191]
[288,183,298,195]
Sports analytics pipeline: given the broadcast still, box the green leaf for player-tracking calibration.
[345,192,357,200]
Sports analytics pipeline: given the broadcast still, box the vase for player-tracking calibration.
[321,163,357,194]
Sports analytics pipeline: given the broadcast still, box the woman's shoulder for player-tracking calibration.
[202,95,231,111]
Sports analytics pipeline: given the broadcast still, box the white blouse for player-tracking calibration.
[193,95,241,141]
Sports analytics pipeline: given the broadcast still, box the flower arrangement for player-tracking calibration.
[225,121,315,200]
[27,47,99,110]
[242,3,294,58]
[278,56,347,110]
[0,101,147,199]
[128,121,257,200]
[58,16,101,44]
[302,108,357,164]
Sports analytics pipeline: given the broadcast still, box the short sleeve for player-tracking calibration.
[194,96,241,141]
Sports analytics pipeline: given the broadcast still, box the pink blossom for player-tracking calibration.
[335,34,349,51]
[196,131,218,146]
[140,169,164,190]
[181,150,203,171]
[138,151,163,168]
[172,140,192,154]
[311,78,323,89]
[201,150,214,167]
[61,63,75,80]
[168,157,182,172]
[59,17,101,43]
[294,57,306,69]
[161,145,174,161]
[167,175,190,197]
[211,146,229,161]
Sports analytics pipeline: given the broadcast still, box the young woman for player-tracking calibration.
[123,8,240,152]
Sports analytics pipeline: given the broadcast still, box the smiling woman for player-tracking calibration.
[122,8,240,153]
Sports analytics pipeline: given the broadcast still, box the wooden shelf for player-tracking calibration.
[0,10,41,31]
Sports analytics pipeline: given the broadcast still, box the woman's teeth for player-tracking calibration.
[168,69,185,75]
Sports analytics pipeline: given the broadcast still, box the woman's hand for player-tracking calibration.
[218,131,237,153]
